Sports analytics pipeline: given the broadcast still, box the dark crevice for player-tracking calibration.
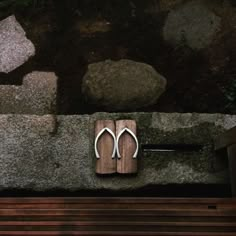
[0,184,231,198]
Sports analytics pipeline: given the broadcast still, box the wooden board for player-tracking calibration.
[0,197,235,235]
[116,120,138,174]
[215,126,236,151]
[95,120,116,174]
[214,126,236,197]
[227,144,236,197]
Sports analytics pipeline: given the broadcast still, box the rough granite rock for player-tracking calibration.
[0,15,35,73]
[163,1,221,50]
[82,59,167,111]
[0,112,235,191]
[0,71,57,114]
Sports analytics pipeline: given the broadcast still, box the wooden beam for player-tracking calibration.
[215,127,236,151]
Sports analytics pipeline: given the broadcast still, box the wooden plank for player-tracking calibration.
[116,120,138,174]
[1,215,236,222]
[0,203,235,210]
[0,199,235,210]
[0,209,235,217]
[0,203,231,209]
[95,120,116,174]
[0,197,235,234]
[0,224,235,232]
[215,126,236,151]
[0,227,235,234]
[214,126,236,197]
[0,221,235,227]
[227,144,236,197]
[0,197,235,205]
[0,232,236,236]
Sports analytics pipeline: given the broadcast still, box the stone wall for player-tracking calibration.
[0,112,234,191]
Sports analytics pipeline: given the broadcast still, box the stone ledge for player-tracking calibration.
[0,112,235,191]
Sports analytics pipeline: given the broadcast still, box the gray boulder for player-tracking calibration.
[163,1,221,50]
[82,59,167,111]
[0,15,35,73]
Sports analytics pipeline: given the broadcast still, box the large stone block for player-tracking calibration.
[0,113,235,191]
[0,71,57,115]
[0,15,35,73]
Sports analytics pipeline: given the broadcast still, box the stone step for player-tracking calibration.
[0,71,57,115]
[0,112,235,191]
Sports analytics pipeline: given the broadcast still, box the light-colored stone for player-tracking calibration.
[163,1,221,50]
[0,15,35,73]
[0,112,234,191]
[82,59,167,111]
[0,71,57,115]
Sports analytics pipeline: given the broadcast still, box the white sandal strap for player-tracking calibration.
[94,127,117,159]
[116,127,139,159]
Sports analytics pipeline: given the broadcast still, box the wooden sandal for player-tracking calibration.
[116,120,138,174]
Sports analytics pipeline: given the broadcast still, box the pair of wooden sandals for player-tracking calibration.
[94,120,139,174]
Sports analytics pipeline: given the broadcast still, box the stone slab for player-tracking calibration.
[0,15,35,73]
[0,71,57,115]
[0,112,235,191]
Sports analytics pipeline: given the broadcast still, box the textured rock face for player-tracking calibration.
[0,71,57,114]
[0,115,91,191]
[0,15,35,73]
[0,112,234,191]
[163,1,221,50]
[82,59,167,111]
[159,0,184,11]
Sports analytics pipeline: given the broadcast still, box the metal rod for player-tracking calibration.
[142,144,203,153]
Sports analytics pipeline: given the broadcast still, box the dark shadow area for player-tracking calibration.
[0,184,231,198]
[0,0,235,114]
